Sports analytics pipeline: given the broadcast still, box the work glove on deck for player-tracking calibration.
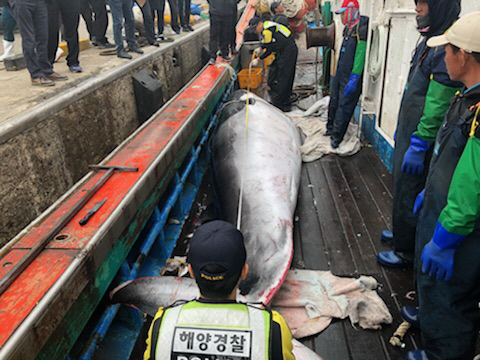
[421,222,465,281]
[344,74,360,96]
[413,189,425,215]
[402,135,432,175]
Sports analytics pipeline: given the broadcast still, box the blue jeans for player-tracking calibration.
[2,4,16,42]
[108,0,136,52]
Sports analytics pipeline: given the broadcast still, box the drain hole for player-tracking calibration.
[54,234,70,241]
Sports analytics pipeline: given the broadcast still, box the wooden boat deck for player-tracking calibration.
[294,146,420,360]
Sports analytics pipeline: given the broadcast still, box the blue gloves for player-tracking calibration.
[421,222,465,281]
[402,135,432,175]
[344,74,360,96]
[413,189,425,215]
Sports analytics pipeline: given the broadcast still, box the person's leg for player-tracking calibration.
[157,0,165,34]
[168,0,180,32]
[416,233,480,360]
[326,75,340,133]
[34,0,54,75]
[80,0,94,41]
[46,0,60,65]
[108,0,125,52]
[331,78,362,144]
[13,0,44,78]
[140,0,156,43]
[2,5,16,42]
[209,13,220,60]
[219,16,229,58]
[90,0,109,43]
[122,0,137,49]
[60,0,81,67]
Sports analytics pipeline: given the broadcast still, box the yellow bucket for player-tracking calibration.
[238,68,263,89]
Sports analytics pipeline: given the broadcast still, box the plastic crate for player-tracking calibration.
[238,68,263,89]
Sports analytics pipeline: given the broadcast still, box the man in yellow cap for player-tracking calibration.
[406,12,480,360]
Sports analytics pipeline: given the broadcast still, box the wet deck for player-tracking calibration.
[294,146,420,360]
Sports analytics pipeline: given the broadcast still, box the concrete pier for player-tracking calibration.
[0,23,210,246]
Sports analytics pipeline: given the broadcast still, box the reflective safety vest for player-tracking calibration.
[263,21,292,38]
[154,301,272,360]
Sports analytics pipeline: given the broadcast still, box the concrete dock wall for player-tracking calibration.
[0,28,209,246]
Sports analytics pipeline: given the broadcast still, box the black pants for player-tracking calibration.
[12,0,53,78]
[178,0,190,28]
[89,0,109,43]
[150,0,179,34]
[327,73,362,144]
[229,7,237,50]
[138,0,155,43]
[47,0,81,66]
[80,0,94,40]
[269,42,297,108]
[209,13,231,58]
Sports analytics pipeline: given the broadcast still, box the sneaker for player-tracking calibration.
[208,57,216,65]
[117,50,132,59]
[156,34,174,42]
[187,25,194,32]
[45,71,68,81]
[149,40,160,47]
[69,64,83,73]
[221,56,231,62]
[182,26,192,32]
[31,76,55,87]
[127,46,144,54]
[173,27,181,34]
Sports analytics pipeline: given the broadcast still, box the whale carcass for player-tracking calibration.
[212,90,302,304]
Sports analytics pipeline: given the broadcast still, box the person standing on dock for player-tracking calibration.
[404,12,480,360]
[326,0,368,149]
[150,0,181,41]
[9,0,68,86]
[250,16,298,112]
[178,0,193,32]
[377,0,462,268]
[47,0,83,73]
[108,0,144,59]
[143,220,295,360]
[0,0,16,61]
[207,0,236,64]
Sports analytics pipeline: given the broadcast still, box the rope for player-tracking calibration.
[389,321,411,348]
[236,55,255,230]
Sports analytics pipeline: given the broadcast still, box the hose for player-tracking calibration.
[368,24,386,80]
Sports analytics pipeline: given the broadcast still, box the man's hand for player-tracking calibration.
[413,189,425,215]
[344,74,360,96]
[402,135,432,175]
[253,47,263,58]
[421,222,465,281]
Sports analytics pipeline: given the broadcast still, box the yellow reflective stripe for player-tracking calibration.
[182,300,250,312]
[262,29,273,43]
[469,106,480,138]
[263,20,291,38]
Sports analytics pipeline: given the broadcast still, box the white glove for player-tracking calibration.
[253,47,262,58]
[251,58,260,67]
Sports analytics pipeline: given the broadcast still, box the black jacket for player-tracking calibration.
[208,0,236,16]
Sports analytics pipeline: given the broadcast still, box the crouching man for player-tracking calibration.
[143,220,295,359]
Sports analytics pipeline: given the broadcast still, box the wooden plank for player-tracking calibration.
[305,159,356,276]
[312,321,351,360]
[295,165,329,270]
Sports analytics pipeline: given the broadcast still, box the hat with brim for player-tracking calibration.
[247,16,262,30]
[427,12,480,53]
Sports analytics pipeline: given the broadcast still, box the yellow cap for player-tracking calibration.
[427,12,480,53]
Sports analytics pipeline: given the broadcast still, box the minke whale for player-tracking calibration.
[212,90,302,304]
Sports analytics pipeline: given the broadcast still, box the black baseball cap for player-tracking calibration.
[270,2,281,13]
[248,16,262,29]
[188,220,246,283]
